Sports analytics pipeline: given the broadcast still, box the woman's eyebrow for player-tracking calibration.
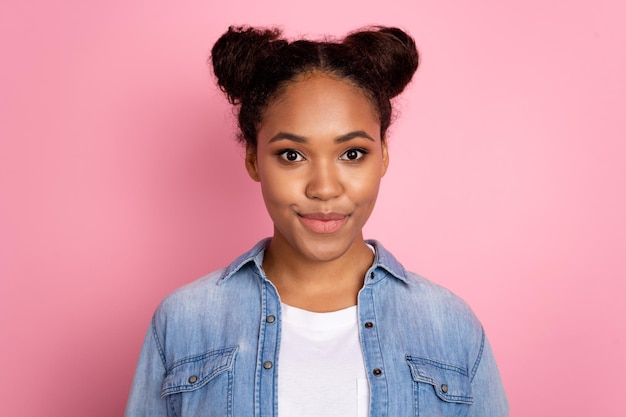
[335,131,375,143]
[268,130,375,144]
[269,132,307,143]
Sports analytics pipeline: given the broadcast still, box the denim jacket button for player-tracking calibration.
[441,384,448,393]
[364,321,374,328]
[263,361,273,369]
[266,315,276,323]
[373,368,382,376]
[188,375,198,384]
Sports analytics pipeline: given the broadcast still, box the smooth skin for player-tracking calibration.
[246,72,389,312]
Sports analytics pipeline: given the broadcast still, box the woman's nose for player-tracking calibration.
[305,162,342,200]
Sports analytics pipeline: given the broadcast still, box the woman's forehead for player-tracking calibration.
[263,74,379,124]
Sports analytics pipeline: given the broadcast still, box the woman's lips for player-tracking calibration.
[298,212,348,234]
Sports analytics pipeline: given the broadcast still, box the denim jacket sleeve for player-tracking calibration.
[468,329,509,416]
[124,316,168,417]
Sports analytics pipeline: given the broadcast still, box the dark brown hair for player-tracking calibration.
[211,25,419,147]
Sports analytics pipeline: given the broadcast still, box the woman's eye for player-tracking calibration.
[278,149,305,162]
[340,148,367,161]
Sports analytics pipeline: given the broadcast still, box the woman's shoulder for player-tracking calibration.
[373,240,471,296]
[155,269,227,317]
[370,240,482,331]
[404,270,479,321]
[389,271,486,356]
[155,240,270,318]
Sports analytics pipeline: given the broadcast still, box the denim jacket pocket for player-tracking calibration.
[406,356,473,416]
[161,347,238,417]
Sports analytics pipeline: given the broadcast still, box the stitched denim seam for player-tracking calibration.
[469,327,485,383]
[406,356,468,376]
[151,315,167,369]
[161,347,238,397]
[226,363,234,417]
[405,356,473,403]
[168,347,237,372]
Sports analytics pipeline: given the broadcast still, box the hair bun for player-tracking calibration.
[211,26,286,104]
[343,26,419,98]
[210,24,419,146]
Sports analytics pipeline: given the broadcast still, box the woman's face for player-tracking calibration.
[246,73,388,262]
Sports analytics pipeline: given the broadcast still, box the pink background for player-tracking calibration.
[1,0,625,415]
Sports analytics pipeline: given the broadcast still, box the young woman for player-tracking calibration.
[125,26,509,417]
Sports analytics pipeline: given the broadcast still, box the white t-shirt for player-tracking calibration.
[277,303,370,417]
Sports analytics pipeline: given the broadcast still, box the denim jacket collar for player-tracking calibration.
[219,238,408,284]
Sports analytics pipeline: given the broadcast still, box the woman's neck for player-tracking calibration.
[261,236,374,312]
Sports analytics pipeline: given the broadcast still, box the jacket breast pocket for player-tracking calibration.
[161,346,238,417]
[406,356,473,417]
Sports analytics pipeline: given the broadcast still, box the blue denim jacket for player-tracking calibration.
[125,239,508,417]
